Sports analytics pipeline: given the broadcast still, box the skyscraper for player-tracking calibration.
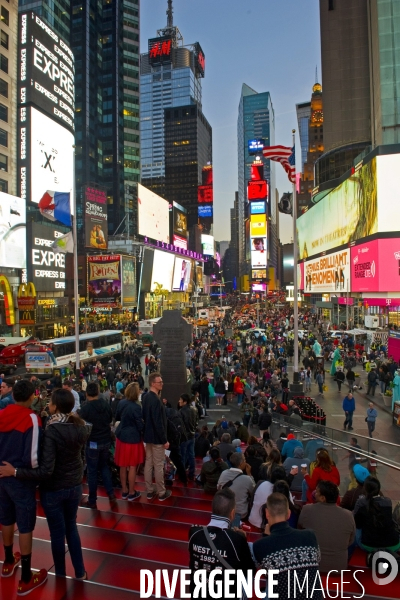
[71,0,140,240]
[316,0,400,187]
[237,84,275,279]
[140,1,212,240]
[297,82,324,212]
[19,0,70,41]
[296,101,311,172]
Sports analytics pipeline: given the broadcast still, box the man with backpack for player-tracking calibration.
[216,452,255,522]
[177,394,197,481]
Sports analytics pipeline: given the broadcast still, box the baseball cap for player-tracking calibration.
[353,464,369,484]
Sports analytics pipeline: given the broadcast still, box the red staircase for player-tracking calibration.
[0,464,398,599]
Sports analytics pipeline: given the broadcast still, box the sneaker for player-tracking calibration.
[81,500,98,509]
[2,552,21,577]
[146,491,156,501]
[108,493,117,502]
[158,490,172,501]
[128,491,141,501]
[348,427,354,430]
[17,569,47,596]
[121,492,129,500]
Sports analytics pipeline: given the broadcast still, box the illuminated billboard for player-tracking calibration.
[252,283,267,292]
[248,140,264,155]
[248,181,268,201]
[148,36,172,64]
[251,237,266,252]
[88,255,121,307]
[19,12,75,133]
[198,185,213,203]
[250,201,266,215]
[296,154,400,260]
[202,165,213,186]
[27,222,66,292]
[351,238,400,292]
[250,164,264,181]
[172,203,187,239]
[252,269,267,280]
[201,234,214,256]
[304,249,350,293]
[29,107,74,206]
[251,250,267,268]
[138,183,170,243]
[198,205,213,218]
[0,193,26,269]
[150,250,175,292]
[172,257,192,291]
[250,215,267,236]
[121,256,136,305]
[84,186,108,249]
[194,43,205,77]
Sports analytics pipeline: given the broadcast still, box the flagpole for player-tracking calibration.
[72,144,80,377]
[292,129,299,384]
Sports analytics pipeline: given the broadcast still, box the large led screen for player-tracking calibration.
[304,249,350,293]
[0,193,26,269]
[251,250,267,268]
[201,234,214,256]
[250,201,266,215]
[28,222,66,292]
[198,205,213,218]
[297,158,378,260]
[138,183,170,243]
[121,256,136,305]
[150,250,175,292]
[85,187,108,249]
[172,257,192,291]
[351,238,400,292]
[30,107,75,207]
[250,215,267,237]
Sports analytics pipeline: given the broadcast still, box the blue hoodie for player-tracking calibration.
[0,391,14,410]
[342,396,355,412]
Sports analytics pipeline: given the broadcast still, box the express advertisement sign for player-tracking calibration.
[88,255,121,307]
[304,249,350,293]
[27,222,66,292]
[351,238,400,292]
[19,12,75,133]
[84,186,108,249]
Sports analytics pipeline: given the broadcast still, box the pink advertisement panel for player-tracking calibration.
[298,262,305,290]
[351,238,400,292]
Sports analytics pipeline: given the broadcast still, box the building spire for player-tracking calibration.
[167,0,173,28]
[315,65,318,84]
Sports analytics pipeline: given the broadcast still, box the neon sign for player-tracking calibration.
[148,36,172,63]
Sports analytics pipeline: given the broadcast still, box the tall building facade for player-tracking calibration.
[140,4,212,240]
[297,82,324,212]
[316,0,400,188]
[237,84,275,278]
[19,0,70,41]
[0,0,18,195]
[296,101,311,172]
[317,0,371,185]
[71,0,140,241]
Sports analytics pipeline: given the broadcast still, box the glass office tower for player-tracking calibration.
[140,7,212,238]
[237,84,275,277]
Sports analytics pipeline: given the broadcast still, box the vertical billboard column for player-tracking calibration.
[84,186,108,249]
[248,161,268,290]
[198,165,213,227]
[18,12,75,208]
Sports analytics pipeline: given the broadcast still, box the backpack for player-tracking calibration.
[251,411,259,425]
[166,417,181,447]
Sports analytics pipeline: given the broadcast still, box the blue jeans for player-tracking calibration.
[40,484,85,578]
[180,438,195,478]
[243,414,251,428]
[237,393,243,405]
[86,443,114,503]
[344,411,353,428]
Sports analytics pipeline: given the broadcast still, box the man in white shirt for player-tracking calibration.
[62,379,80,412]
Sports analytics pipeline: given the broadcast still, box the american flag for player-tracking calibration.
[262,145,296,184]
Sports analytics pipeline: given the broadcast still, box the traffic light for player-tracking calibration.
[278,192,292,215]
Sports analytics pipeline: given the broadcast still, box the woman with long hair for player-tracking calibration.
[0,389,90,580]
[301,448,340,503]
[114,382,145,501]
[258,448,282,481]
[354,476,400,552]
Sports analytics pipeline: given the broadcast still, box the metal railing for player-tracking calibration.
[270,416,400,503]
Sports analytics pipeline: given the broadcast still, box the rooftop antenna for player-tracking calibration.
[158,0,183,46]
[167,0,173,28]
[315,65,318,83]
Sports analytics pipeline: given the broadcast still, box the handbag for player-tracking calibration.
[202,527,233,569]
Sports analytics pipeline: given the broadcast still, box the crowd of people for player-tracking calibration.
[0,300,399,598]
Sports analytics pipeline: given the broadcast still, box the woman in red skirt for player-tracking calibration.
[114,383,145,500]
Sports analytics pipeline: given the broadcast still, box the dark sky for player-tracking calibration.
[141,0,322,243]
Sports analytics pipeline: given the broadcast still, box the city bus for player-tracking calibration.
[42,330,122,367]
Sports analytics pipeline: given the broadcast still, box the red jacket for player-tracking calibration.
[304,465,340,503]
